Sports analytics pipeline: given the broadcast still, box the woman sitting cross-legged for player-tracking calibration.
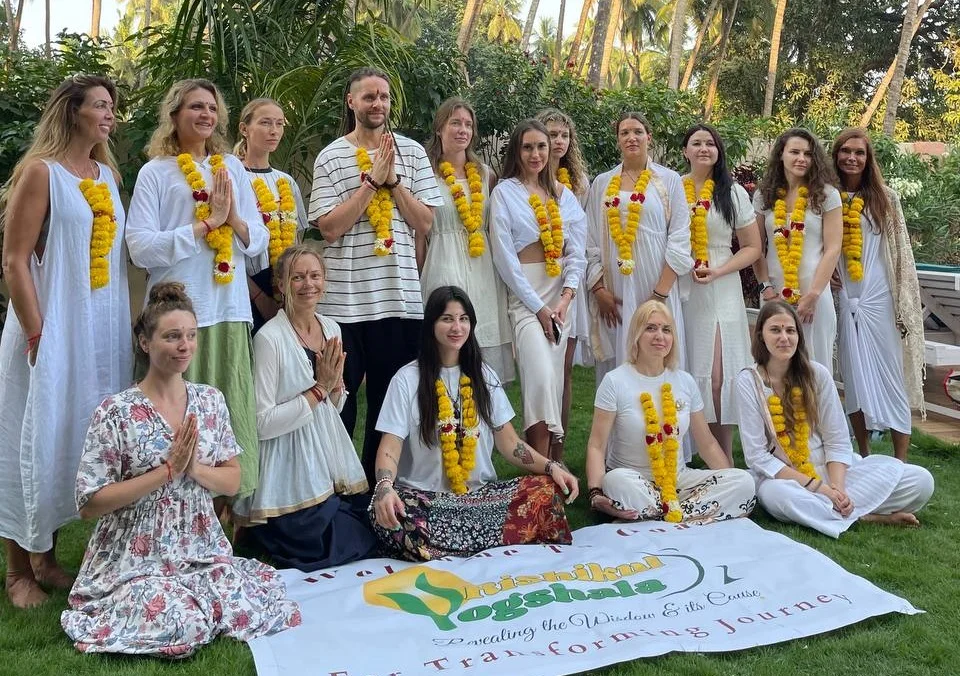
[61,282,300,658]
[370,286,579,561]
[585,300,756,523]
[235,242,377,570]
[736,299,934,538]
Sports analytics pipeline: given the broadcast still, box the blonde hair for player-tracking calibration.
[274,242,326,318]
[234,97,283,159]
[2,74,119,223]
[535,108,587,198]
[626,300,679,369]
[146,79,230,158]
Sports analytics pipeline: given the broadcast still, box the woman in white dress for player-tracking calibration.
[237,243,376,570]
[736,300,933,538]
[585,300,756,523]
[752,128,842,370]
[235,98,309,333]
[420,97,513,382]
[680,124,761,462]
[0,75,132,608]
[490,119,587,461]
[831,129,925,461]
[585,112,692,386]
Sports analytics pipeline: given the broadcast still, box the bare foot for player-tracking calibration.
[861,512,921,527]
[31,561,76,590]
[5,573,49,608]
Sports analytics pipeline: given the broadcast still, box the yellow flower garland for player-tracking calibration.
[767,387,818,479]
[356,147,395,256]
[772,187,808,304]
[605,169,652,275]
[78,179,117,290]
[639,383,682,522]
[557,167,572,191]
[439,161,485,258]
[436,375,479,495]
[177,153,234,284]
[683,177,715,270]
[252,177,298,267]
[841,192,864,282]
[528,194,564,277]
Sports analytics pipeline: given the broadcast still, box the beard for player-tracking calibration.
[355,108,388,131]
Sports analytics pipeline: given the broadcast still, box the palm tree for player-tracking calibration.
[533,15,557,62]
[587,0,612,85]
[680,0,720,90]
[91,0,102,37]
[761,0,787,117]
[4,0,24,55]
[619,0,669,82]
[703,0,737,120]
[457,0,485,52]
[520,0,540,49]
[43,0,50,57]
[485,0,522,44]
[666,0,689,89]
[599,0,623,85]
[553,0,566,72]
[566,0,594,70]
[882,0,919,134]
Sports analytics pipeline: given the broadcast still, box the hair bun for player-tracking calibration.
[148,281,189,306]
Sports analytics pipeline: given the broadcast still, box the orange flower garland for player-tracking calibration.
[78,179,117,289]
[557,167,572,191]
[604,169,652,275]
[683,177,715,270]
[772,187,808,304]
[767,387,818,479]
[356,147,395,256]
[439,161,485,257]
[177,153,234,284]
[253,177,297,267]
[436,375,479,495]
[640,383,682,522]
[841,192,864,282]
[528,194,564,277]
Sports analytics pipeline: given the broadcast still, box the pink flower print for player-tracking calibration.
[144,593,166,622]
[288,609,302,627]
[161,560,177,576]
[191,512,212,536]
[212,599,223,623]
[91,625,112,641]
[159,644,193,658]
[258,568,276,583]
[129,534,152,557]
[231,610,251,631]
[210,566,225,583]
[130,403,152,422]
[204,413,218,430]
[213,555,231,564]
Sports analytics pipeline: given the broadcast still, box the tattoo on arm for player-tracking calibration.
[375,468,394,481]
[512,442,535,465]
[493,424,506,432]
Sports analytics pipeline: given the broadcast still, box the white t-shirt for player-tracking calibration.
[307,134,443,323]
[376,362,515,492]
[594,364,703,473]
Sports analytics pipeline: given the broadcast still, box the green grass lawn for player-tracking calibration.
[2,365,958,676]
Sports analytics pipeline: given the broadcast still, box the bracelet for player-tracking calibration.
[383,176,402,190]
[363,175,380,191]
[251,288,263,301]
[588,487,603,500]
[651,289,668,300]
[309,384,327,403]
[161,459,173,483]
[24,332,41,356]
[561,288,576,300]
[202,219,214,234]
[803,476,815,488]
[373,476,394,494]
[544,460,558,477]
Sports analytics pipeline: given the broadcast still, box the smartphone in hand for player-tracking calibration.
[550,316,562,346]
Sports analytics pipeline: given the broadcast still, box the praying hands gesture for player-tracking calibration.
[206,168,232,229]
[368,132,396,187]
[166,413,198,479]
[314,336,346,394]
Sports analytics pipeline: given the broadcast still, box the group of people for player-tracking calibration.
[0,66,935,659]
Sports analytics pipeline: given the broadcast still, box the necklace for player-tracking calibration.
[64,157,96,180]
[291,316,325,352]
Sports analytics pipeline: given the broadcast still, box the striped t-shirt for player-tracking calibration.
[308,134,442,323]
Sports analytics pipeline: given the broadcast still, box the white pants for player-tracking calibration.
[603,466,757,523]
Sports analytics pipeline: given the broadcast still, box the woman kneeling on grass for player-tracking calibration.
[61,282,300,658]
[735,300,934,538]
[371,285,579,561]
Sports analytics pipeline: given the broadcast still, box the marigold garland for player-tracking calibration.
[177,153,234,284]
[604,169,652,275]
[683,177,715,270]
[640,383,682,522]
[436,375,479,495]
[253,177,298,267]
[439,161,485,257]
[772,187,808,304]
[767,387,818,479]
[557,167,572,191]
[78,178,118,289]
[528,194,564,277]
[356,147,395,256]
[841,192,865,282]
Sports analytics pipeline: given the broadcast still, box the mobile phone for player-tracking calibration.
[550,317,562,346]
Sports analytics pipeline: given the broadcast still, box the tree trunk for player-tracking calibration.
[599,0,622,85]
[521,0,541,50]
[704,0,739,120]
[860,0,929,129]
[587,0,612,86]
[43,0,50,57]
[553,0,566,73]
[456,0,485,53]
[567,0,594,71]
[90,0,101,37]
[680,0,720,90]
[668,0,690,89]
[761,0,788,117]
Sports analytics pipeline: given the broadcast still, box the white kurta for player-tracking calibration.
[837,206,911,434]
[735,362,931,538]
[0,161,132,552]
[236,311,367,524]
[420,164,514,382]
[682,183,755,424]
[753,187,842,370]
[585,163,693,374]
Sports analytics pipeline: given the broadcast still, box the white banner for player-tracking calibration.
[248,519,920,676]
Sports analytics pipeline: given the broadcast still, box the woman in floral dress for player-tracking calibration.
[61,282,300,658]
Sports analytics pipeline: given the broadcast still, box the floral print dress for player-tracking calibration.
[61,383,301,658]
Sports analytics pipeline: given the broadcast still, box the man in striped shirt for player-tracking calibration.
[308,67,442,483]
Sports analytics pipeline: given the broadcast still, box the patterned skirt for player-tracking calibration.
[370,475,572,562]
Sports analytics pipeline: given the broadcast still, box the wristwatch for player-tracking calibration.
[758,281,774,294]
[561,287,577,300]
